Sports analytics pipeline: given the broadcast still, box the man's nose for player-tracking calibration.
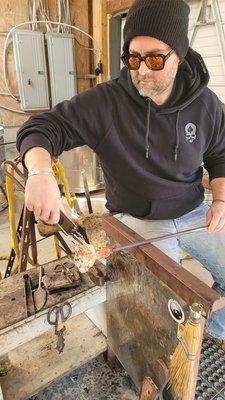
[138,60,151,75]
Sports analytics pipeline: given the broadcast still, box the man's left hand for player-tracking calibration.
[206,201,225,232]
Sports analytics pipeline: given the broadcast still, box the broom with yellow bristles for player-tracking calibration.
[169,303,203,400]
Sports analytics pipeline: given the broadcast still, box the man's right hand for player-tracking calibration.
[25,174,61,224]
[24,147,61,224]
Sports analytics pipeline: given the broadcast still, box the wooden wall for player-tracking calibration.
[106,0,132,15]
[93,0,108,83]
[92,0,133,84]
[0,0,92,127]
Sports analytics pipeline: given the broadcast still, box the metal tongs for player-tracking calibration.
[56,211,89,247]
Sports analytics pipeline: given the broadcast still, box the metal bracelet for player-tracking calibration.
[28,169,53,177]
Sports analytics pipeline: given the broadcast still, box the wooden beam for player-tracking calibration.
[0,285,106,356]
[102,214,225,317]
[92,0,109,83]
[71,0,91,93]
[106,0,133,15]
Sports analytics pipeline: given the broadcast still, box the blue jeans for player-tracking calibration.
[116,202,225,339]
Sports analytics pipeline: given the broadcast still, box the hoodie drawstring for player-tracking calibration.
[174,110,180,161]
[145,100,151,159]
[145,100,180,161]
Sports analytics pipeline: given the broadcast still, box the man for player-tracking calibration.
[17,0,225,340]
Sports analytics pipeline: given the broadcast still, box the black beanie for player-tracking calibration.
[123,0,190,60]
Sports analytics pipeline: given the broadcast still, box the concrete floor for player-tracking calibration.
[28,337,225,400]
[29,354,139,400]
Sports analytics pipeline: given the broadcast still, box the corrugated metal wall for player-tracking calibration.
[188,0,225,102]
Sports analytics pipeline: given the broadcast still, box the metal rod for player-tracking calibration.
[81,169,93,214]
[29,237,47,246]
[0,140,16,146]
[113,226,206,253]
[71,197,83,216]
[56,223,86,245]
[38,266,42,289]
[55,243,72,257]
[54,232,74,255]
[4,171,25,191]
[57,223,69,236]
[70,233,86,245]
[70,228,88,243]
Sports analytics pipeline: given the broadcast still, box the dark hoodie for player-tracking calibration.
[17,49,225,219]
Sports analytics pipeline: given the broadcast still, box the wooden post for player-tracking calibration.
[92,0,109,83]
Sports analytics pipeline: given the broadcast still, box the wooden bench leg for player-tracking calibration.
[106,345,117,369]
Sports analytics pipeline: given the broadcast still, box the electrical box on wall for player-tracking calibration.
[45,32,77,106]
[13,30,50,111]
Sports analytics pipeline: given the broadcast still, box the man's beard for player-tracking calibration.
[132,67,177,99]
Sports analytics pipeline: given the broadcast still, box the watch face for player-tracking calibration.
[168,299,185,324]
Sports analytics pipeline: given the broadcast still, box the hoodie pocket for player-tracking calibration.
[142,185,204,220]
[107,185,152,218]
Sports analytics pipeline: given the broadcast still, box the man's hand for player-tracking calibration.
[25,174,61,224]
[23,147,61,224]
[206,200,225,232]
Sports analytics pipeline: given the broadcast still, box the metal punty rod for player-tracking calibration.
[113,226,206,253]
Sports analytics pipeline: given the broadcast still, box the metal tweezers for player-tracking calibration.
[56,217,86,246]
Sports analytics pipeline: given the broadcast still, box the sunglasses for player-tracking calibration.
[121,49,174,71]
